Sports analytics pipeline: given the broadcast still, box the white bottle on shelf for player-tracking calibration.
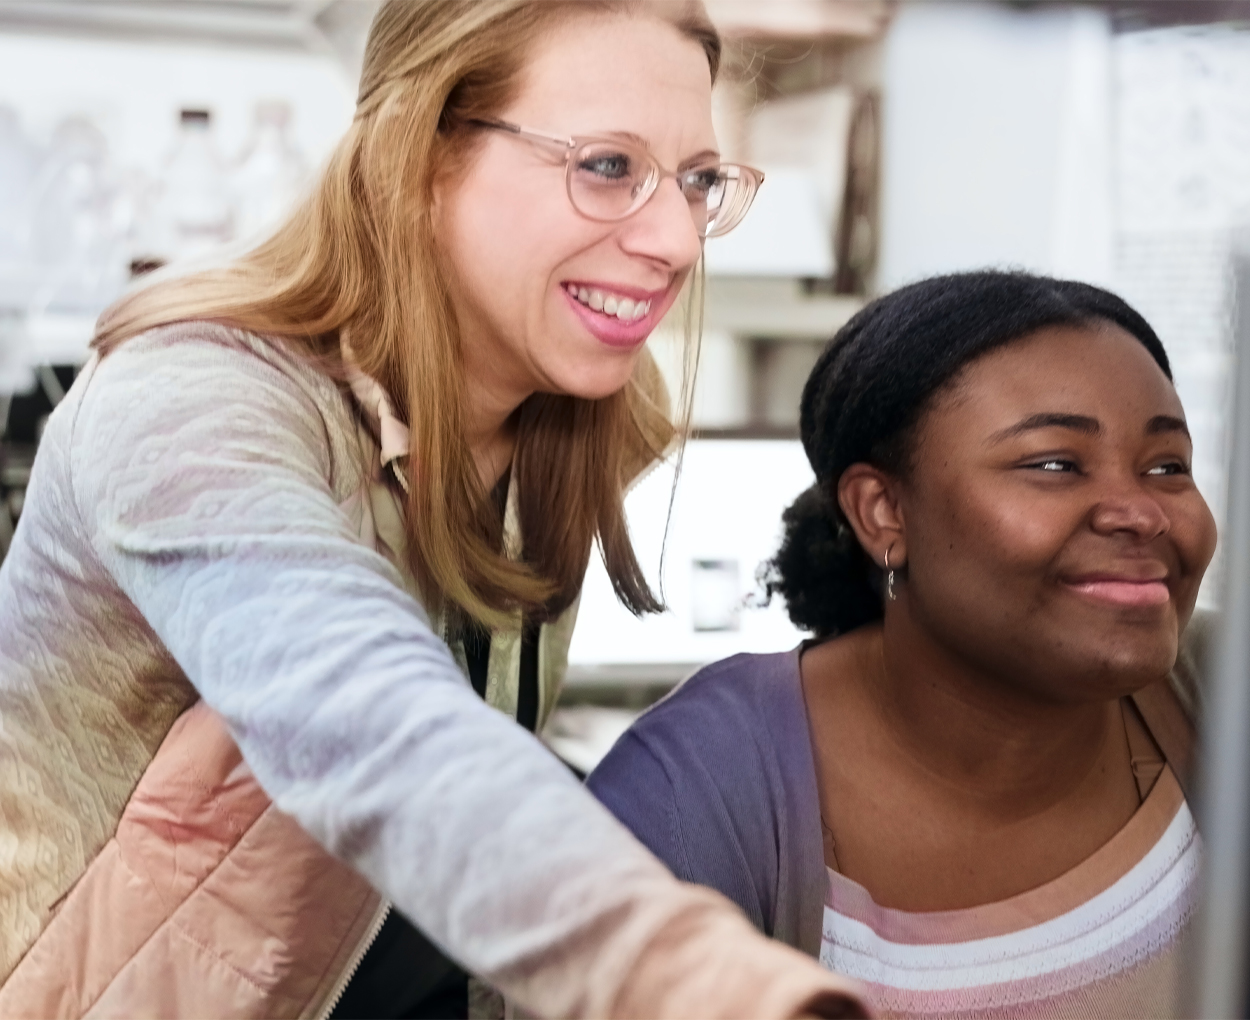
[28,116,126,318]
[0,106,41,308]
[233,100,308,243]
[154,108,234,260]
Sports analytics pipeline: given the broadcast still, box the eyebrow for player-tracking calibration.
[989,411,1192,443]
[601,130,651,149]
[681,148,722,166]
[1146,414,1190,437]
[990,413,1101,442]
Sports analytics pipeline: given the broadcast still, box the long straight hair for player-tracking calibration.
[93,0,718,630]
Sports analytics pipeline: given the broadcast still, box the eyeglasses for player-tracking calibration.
[469,118,764,239]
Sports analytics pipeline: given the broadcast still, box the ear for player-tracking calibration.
[837,463,906,569]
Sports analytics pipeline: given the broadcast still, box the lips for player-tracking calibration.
[560,279,669,349]
[1062,574,1171,607]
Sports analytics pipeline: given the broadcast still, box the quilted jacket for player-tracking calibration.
[0,322,865,1019]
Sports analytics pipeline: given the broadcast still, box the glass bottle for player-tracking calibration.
[155,108,234,259]
[28,116,125,315]
[233,100,308,242]
[0,106,40,306]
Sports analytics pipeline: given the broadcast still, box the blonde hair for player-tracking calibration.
[93,0,719,629]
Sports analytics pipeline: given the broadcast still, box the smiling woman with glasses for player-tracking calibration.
[0,2,863,1020]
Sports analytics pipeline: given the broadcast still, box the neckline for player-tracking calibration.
[825,764,1186,941]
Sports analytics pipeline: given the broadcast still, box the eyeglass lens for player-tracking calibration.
[569,141,748,237]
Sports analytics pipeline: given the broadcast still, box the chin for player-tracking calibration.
[1067,633,1180,699]
[999,614,1176,704]
[549,361,642,402]
[1050,593,1177,672]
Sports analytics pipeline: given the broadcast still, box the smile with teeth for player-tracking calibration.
[564,283,652,322]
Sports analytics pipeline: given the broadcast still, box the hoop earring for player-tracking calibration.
[884,545,898,602]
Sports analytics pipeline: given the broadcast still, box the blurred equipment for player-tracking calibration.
[0,107,37,399]
[0,364,71,566]
[706,86,853,279]
[691,558,742,632]
[0,1,381,70]
[0,393,13,560]
[691,1,889,438]
[834,92,880,296]
[705,0,890,41]
[543,706,640,777]
[0,1,368,567]
[1113,23,1250,577]
[748,87,855,252]
[567,440,813,677]
[1192,233,1250,1019]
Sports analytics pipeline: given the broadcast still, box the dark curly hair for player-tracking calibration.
[767,270,1171,638]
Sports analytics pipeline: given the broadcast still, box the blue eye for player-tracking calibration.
[577,152,633,181]
[682,167,722,200]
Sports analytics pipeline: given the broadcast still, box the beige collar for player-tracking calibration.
[341,337,411,490]
[339,337,523,558]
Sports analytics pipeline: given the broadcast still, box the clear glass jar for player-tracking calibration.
[233,99,308,242]
[154,108,235,259]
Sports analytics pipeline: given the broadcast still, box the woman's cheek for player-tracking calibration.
[1175,495,1218,578]
[959,486,1073,573]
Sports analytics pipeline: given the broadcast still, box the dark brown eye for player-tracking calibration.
[1027,458,1077,473]
[1146,461,1190,476]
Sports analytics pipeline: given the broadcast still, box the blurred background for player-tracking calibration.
[1,0,1248,770]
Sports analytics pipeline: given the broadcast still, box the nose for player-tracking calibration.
[617,177,704,271]
[1089,478,1170,542]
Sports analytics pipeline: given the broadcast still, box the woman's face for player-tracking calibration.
[894,324,1216,702]
[435,13,714,403]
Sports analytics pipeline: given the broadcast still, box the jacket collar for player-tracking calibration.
[341,337,411,489]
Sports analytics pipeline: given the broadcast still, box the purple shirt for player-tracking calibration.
[588,648,827,957]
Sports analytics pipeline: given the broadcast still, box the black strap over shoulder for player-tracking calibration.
[1131,677,1197,810]
[1132,608,1216,816]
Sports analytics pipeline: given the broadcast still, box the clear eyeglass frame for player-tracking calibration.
[469,118,764,239]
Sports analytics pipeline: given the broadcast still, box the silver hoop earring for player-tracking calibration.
[884,545,897,602]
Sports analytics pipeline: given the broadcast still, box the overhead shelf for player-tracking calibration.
[0,1,377,71]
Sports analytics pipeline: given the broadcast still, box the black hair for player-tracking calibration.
[767,270,1171,638]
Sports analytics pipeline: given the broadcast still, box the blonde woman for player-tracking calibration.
[0,2,868,1019]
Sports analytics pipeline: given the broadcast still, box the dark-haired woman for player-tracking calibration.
[589,271,1216,1019]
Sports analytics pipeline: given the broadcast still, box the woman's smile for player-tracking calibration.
[1060,572,1171,607]
[560,278,672,348]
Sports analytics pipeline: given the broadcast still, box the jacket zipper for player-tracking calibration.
[315,899,391,1020]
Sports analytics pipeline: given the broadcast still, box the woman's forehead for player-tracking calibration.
[505,12,716,153]
[931,324,1185,436]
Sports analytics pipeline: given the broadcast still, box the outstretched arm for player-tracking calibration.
[69,324,864,1019]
